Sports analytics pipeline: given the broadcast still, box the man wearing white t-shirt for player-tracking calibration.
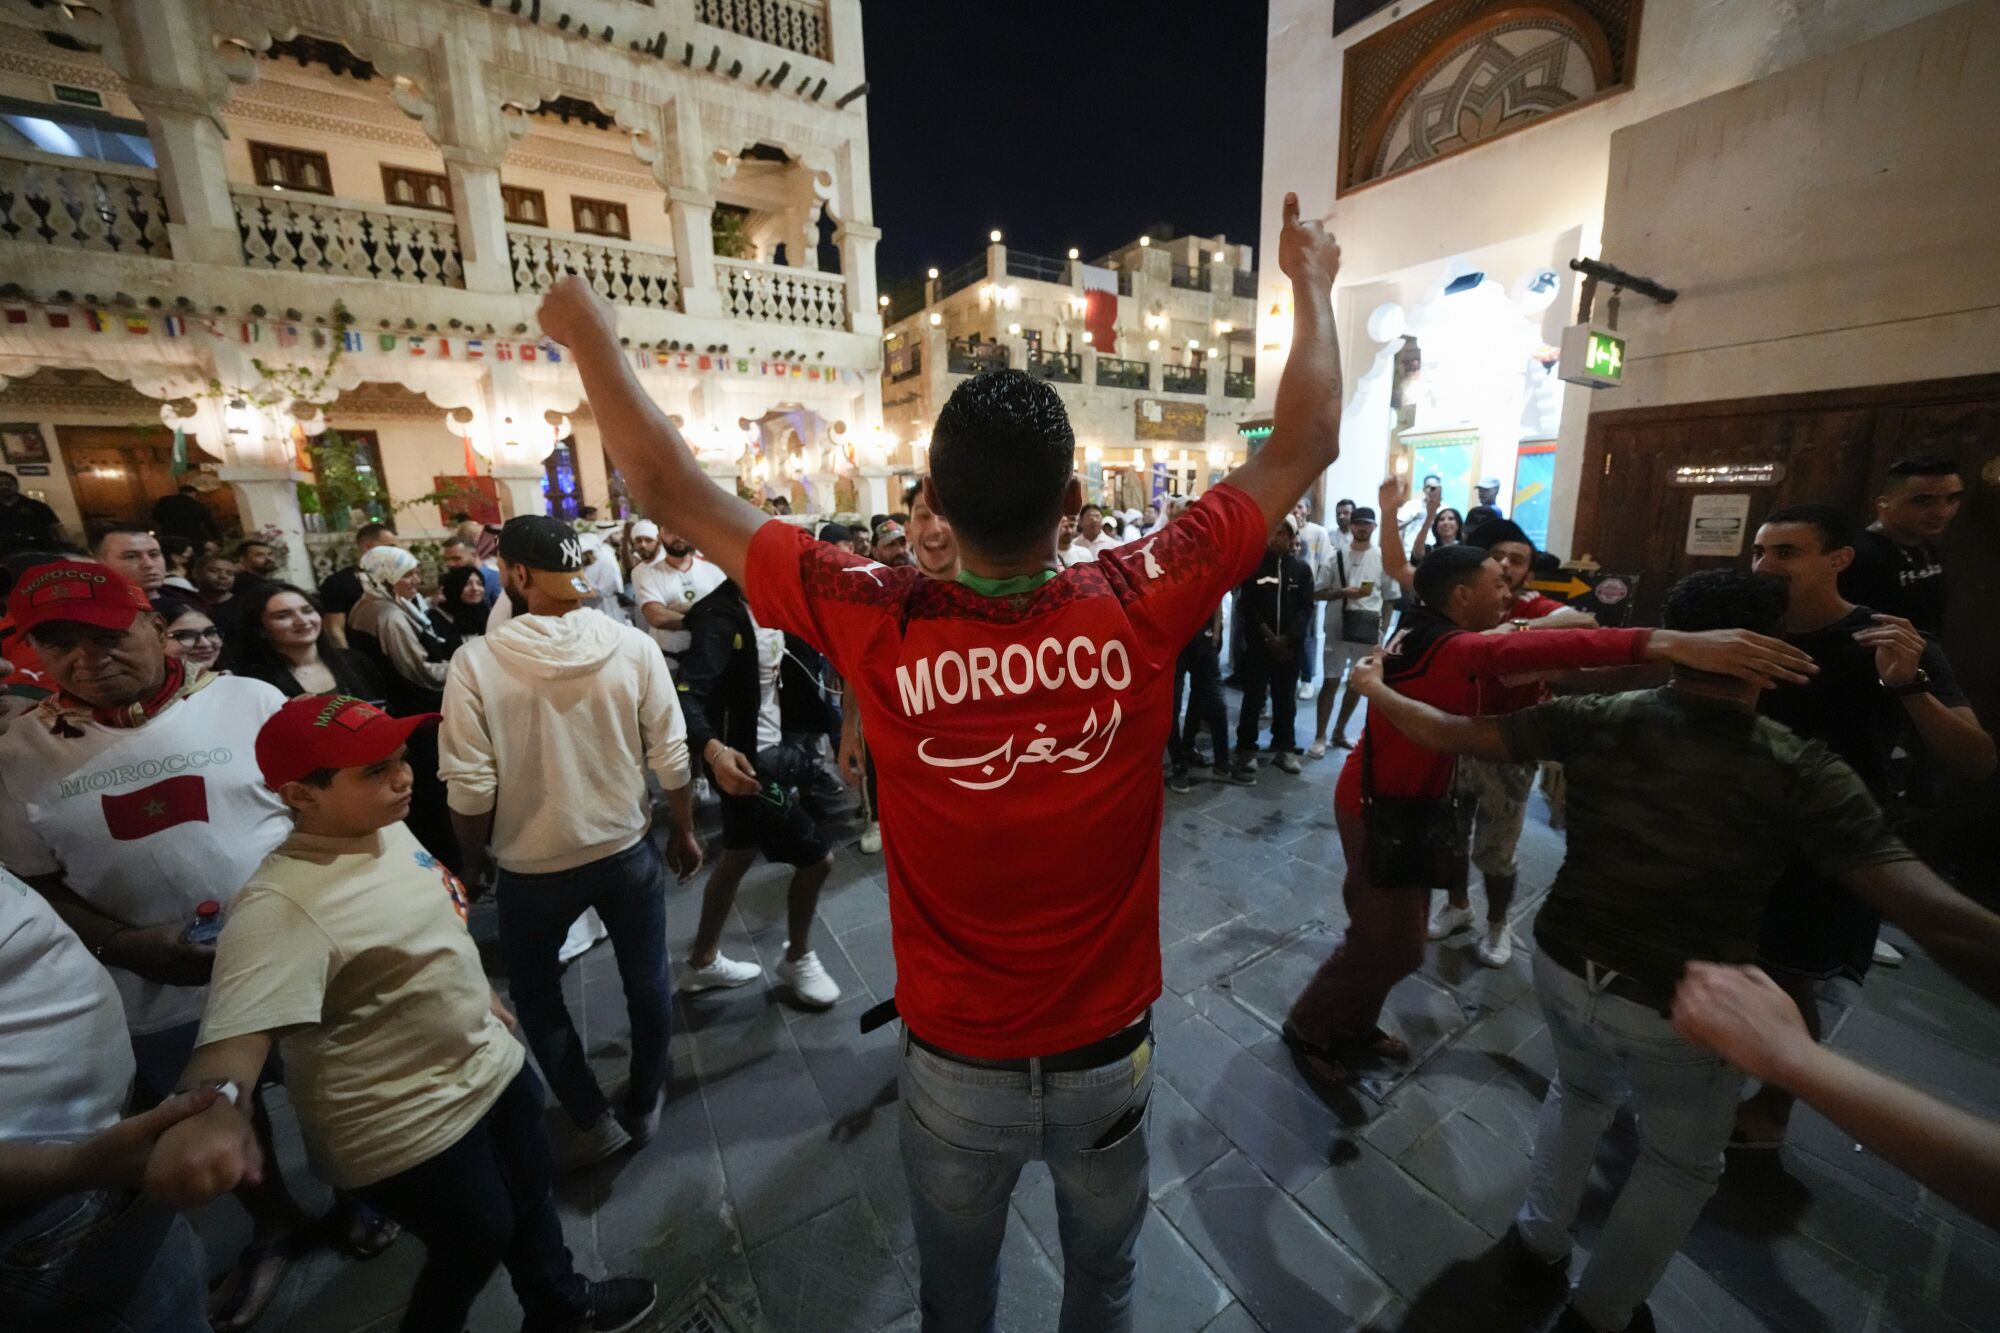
[0,868,219,1330]
[1060,503,1120,564]
[0,559,332,1328]
[1307,506,1386,757]
[629,519,726,674]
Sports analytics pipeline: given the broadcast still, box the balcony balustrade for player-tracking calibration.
[0,150,170,258]
[715,256,847,329]
[696,0,830,59]
[1162,364,1207,394]
[1095,356,1148,389]
[234,187,464,288]
[508,225,680,311]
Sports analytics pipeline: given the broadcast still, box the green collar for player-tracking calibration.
[955,567,1060,598]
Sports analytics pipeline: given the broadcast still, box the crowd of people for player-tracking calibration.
[0,195,1995,1333]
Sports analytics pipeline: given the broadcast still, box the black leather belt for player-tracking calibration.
[910,1011,1152,1074]
[1536,936,1673,1016]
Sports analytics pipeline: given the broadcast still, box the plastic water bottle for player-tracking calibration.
[184,900,223,946]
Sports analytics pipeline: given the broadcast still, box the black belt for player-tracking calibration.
[861,996,1152,1073]
[1536,936,1674,1016]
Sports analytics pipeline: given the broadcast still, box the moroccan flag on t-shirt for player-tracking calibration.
[102,775,210,840]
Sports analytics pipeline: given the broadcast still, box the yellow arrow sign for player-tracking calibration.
[1526,576,1593,599]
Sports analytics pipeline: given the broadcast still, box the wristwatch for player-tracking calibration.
[1883,668,1932,697]
[179,1077,243,1107]
[1508,618,1531,632]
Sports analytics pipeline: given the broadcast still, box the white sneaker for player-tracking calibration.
[617,1095,662,1149]
[776,948,841,1009]
[1475,922,1513,968]
[679,953,763,993]
[1872,938,1905,967]
[565,1112,633,1170]
[859,822,882,855]
[1427,903,1475,941]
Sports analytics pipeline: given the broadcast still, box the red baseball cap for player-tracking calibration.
[256,694,439,789]
[6,560,153,635]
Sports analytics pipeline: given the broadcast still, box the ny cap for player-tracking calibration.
[256,694,439,790]
[7,559,153,634]
[497,515,594,601]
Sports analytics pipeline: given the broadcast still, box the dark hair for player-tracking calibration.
[888,512,909,525]
[1462,504,1504,535]
[151,594,209,626]
[868,513,887,532]
[450,510,472,523]
[1883,455,1960,488]
[193,550,234,574]
[1336,497,1355,509]
[235,538,272,558]
[929,370,1075,554]
[577,505,599,521]
[226,581,324,676]
[1466,517,1531,553]
[1414,544,1492,608]
[1760,503,1857,553]
[1078,503,1102,518]
[293,767,339,789]
[89,523,155,552]
[903,481,925,509]
[439,535,472,552]
[1662,569,1787,637]
[355,521,395,545]
[160,533,196,564]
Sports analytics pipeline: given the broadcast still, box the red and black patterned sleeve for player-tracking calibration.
[742,519,918,683]
[1092,484,1268,662]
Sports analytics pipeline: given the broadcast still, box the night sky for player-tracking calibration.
[855,1,1269,300]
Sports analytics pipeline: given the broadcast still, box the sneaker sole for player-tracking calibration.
[678,974,762,994]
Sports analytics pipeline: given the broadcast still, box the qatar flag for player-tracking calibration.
[1080,264,1120,354]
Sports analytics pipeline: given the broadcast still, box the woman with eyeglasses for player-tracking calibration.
[153,597,226,673]
[227,582,382,701]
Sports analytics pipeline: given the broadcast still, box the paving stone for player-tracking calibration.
[1678,1222,1885,1333]
[1157,1014,1344,1192]
[1358,1078,1458,1162]
[1399,1110,1531,1239]
[1197,1302,1265,1333]
[1148,1077,1236,1198]
[837,914,899,1004]
[1159,1152,1392,1332]
[1294,1139,1493,1299]
[1647,1250,1786,1333]
[749,1196,913,1333]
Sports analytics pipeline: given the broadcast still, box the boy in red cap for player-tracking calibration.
[144,694,657,1333]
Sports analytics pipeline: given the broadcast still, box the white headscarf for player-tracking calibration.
[358,546,432,631]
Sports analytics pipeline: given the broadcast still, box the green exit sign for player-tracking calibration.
[1585,331,1624,378]
[1559,324,1629,389]
[51,83,104,109]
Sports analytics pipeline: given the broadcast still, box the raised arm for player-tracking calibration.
[1673,962,2000,1229]
[537,278,767,585]
[1346,655,1514,761]
[1223,193,1342,530]
[1859,617,1996,781]
[1376,477,1415,592]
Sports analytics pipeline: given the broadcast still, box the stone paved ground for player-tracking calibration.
[198,719,1999,1333]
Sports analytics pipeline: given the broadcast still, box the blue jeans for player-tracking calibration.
[1518,950,1743,1332]
[354,1066,587,1333]
[496,836,671,1128]
[898,1032,1153,1333]
[0,1190,206,1333]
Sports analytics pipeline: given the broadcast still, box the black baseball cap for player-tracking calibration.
[496,515,593,601]
[1349,506,1378,523]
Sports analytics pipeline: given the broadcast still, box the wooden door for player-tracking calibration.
[57,426,237,535]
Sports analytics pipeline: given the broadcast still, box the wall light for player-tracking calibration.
[1213,250,1226,262]
[1189,338,1200,349]
[928,312,942,326]
[927,266,939,280]
[989,229,1003,243]
[1081,330,1093,344]
[1067,247,1079,260]
[1139,236,1151,247]
[1007,322,1021,336]
[1086,444,1104,462]
[1216,321,1233,334]
[878,294,890,307]
[1147,338,1160,351]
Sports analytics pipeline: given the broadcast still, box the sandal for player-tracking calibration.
[207,1235,303,1332]
[1280,1023,1354,1096]
[332,1199,401,1259]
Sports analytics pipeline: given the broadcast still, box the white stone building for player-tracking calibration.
[1251,0,2000,579]
[878,229,1260,514]
[0,0,883,583]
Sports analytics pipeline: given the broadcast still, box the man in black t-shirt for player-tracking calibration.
[317,522,399,648]
[1838,455,1964,635]
[0,471,63,553]
[1741,504,1994,1148]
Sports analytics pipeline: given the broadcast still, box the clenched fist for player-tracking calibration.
[537,275,618,350]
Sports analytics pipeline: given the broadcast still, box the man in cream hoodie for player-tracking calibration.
[440,516,703,1167]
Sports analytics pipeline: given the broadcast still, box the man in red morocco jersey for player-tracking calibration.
[537,193,1345,1333]
[1281,542,1817,1095]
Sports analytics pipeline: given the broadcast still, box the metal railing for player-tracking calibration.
[695,0,829,59]
[0,148,170,258]
[1170,264,1210,292]
[714,256,847,329]
[946,338,1009,375]
[1028,349,1081,383]
[507,224,680,310]
[1233,270,1257,299]
[1225,369,1255,399]
[1162,364,1207,394]
[1095,355,1148,389]
[1004,249,1068,283]
[234,187,464,287]
[935,254,986,299]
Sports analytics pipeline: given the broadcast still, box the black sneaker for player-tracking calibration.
[1226,759,1259,786]
[1167,769,1194,794]
[1555,1303,1654,1333]
[1500,1224,1570,1302]
[561,1277,657,1333]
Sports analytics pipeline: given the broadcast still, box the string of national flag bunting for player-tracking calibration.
[0,304,868,385]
